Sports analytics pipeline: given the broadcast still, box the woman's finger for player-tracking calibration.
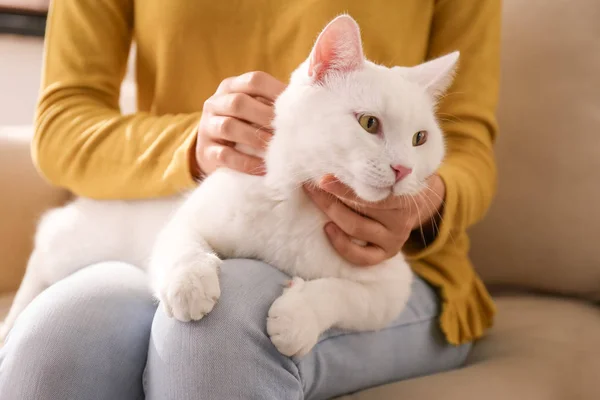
[216,71,286,102]
[205,92,274,129]
[337,204,411,234]
[352,191,434,233]
[324,223,387,267]
[305,186,393,249]
[208,116,272,151]
[204,143,265,176]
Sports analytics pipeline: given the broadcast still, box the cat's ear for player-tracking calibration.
[406,52,460,98]
[308,15,365,83]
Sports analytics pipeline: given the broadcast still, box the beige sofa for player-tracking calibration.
[0,1,49,12]
[1,0,599,398]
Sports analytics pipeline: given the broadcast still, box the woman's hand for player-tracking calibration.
[305,174,446,266]
[192,71,286,178]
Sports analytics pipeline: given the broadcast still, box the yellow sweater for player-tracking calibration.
[33,0,500,345]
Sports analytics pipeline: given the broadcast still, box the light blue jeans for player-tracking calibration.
[0,260,470,400]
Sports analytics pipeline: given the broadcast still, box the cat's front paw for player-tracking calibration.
[158,254,222,322]
[267,278,320,357]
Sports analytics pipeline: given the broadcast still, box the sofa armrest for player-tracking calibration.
[0,126,70,294]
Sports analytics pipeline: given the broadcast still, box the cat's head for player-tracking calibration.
[267,15,458,202]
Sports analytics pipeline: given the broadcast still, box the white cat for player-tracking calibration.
[1,15,458,357]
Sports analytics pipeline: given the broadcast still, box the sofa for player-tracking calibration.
[1,0,599,398]
[0,0,49,13]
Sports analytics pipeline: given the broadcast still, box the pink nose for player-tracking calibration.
[391,164,412,182]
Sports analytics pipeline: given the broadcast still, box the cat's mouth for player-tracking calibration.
[365,182,393,192]
[365,179,394,189]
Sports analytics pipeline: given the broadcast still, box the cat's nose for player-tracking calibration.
[391,165,412,182]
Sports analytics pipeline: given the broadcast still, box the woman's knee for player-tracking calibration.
[0,262,155,400]
[145,259,302,400]
[151,259,290,341]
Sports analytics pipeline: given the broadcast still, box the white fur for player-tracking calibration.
[1,15,458,356]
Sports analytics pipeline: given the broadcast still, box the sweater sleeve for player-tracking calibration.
[406,0,502,258]
[32,0,201,199]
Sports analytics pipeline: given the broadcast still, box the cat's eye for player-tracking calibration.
[412,131,428,146]
[357,114,380,134]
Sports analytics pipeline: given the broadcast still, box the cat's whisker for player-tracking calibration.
[418,181,446,205]
[415,186,444,219]
[413,183,445,220]
[436,112,459,119]
[399,197,414,232]
[437,118,461,125]
[414,182,457,245]
[435,90,465,103]
[407,194,426,246]
[414,191,441,238]
[416,190,447,244]
[401,195,411,210]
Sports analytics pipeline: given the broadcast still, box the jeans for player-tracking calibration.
[0,260,471,400]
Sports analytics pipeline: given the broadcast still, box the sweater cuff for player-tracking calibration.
[169,113,203,192]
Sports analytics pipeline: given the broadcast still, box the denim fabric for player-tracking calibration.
[0,260,470,400]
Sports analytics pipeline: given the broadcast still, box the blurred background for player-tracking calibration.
[0,0,135,125]
[0,1,47,124]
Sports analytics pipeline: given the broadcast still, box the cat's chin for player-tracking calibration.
[392,181,422,197]
[353,184,392,203]
[354,180,423,202]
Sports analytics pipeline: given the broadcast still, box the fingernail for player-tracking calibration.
[319,177,334,190]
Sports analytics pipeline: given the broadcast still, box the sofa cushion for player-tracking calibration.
[336,295,600,400]
[468,0,600,300]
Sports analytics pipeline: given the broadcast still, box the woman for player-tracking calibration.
[0,1,500,399]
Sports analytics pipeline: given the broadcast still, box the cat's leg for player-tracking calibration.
[267,263,413,357]
[149,192,222,322]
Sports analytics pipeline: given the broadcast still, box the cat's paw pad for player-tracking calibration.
[159,254,222,322]
[267,278,320,357]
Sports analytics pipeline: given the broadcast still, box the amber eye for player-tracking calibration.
[358,114,380,134]
[412,131,428,146]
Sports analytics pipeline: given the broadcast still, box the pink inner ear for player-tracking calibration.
[308,16,364,82]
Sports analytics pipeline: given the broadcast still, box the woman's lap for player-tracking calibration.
[0,262,156,400]
[0,259,470,400]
